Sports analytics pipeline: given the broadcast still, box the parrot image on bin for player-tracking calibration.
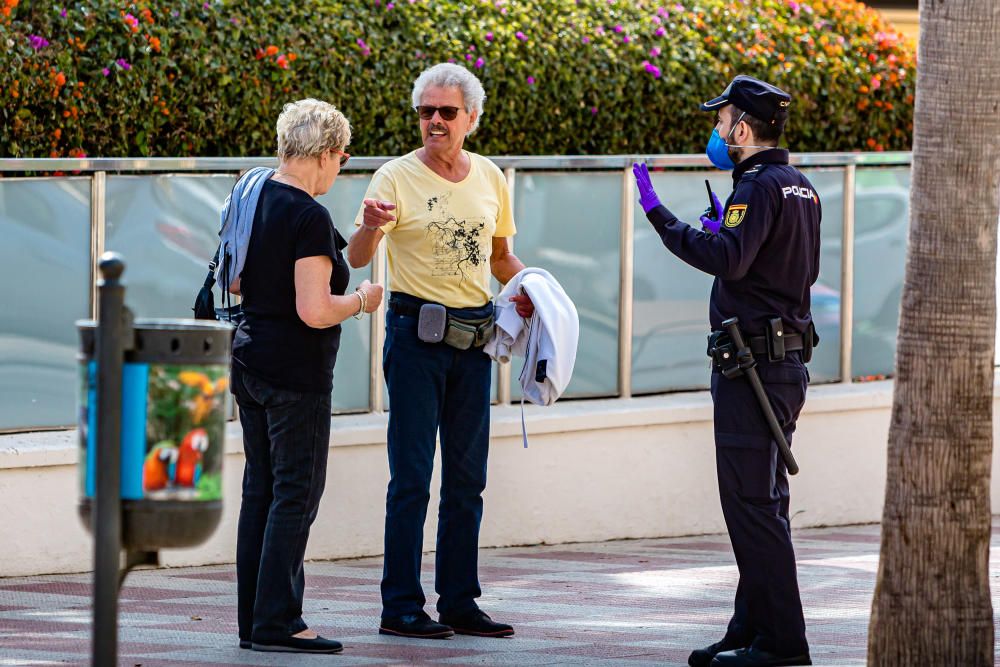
[174,428,208,488]
[143,442,178,491]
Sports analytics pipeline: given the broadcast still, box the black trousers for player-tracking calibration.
[231,364,332,643]
[709,352,809,656]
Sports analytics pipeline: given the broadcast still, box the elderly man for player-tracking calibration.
[347,63,532,639]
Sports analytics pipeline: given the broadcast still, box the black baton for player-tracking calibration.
[722,317,800,475]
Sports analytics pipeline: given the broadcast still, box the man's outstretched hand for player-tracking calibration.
[632,163,662,214]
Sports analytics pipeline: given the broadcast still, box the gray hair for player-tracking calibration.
[275,98,351,160]
[411,63,486,134]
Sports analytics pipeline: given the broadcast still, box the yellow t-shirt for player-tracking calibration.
[354,150,516,308]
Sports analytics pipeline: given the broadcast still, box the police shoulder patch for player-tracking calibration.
[724,204,747,228]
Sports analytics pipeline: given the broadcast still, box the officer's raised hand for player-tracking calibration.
[700,189,724,234]
[631,163,662,213]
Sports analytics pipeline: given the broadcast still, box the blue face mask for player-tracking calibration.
[706,128,735,171]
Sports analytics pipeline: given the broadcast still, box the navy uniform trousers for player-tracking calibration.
[709,350,809,657]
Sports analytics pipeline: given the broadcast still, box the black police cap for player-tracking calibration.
[700,75,791,127]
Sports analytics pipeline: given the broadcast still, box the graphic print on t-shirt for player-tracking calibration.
[424,192,489,282]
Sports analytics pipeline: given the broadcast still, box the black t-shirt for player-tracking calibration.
[232,179,351,393]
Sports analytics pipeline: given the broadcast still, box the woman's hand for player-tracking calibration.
[358,279,384,313]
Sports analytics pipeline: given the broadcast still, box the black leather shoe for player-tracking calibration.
[439,609,514,637]
[379,611,455,639]
[238,639,251,649]
[711,647,811,666]
[251,635,343,654]
[689,637,751,666]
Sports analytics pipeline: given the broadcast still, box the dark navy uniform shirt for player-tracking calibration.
[646,148,821,336]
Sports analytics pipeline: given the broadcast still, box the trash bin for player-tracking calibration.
[77,319,233,550]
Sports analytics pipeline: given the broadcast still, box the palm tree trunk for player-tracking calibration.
[867,1,1000,665]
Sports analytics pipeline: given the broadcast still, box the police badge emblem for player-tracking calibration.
[724,204,747,228]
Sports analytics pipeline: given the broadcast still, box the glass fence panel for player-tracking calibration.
[316,174,373,412]
[631,171,731,393]
[0,178,91,429]
[512,172,622,398]
[852,167,910,379]
[106,174,237,319]
[801,167,844,383]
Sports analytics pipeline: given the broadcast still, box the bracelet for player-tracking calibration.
[362,221,381,232]
[352,287,367,319]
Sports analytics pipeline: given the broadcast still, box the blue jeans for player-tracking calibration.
[380,296,493,618]
[231,364,331,643]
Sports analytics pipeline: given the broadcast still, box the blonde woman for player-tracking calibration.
[231,99,383,654]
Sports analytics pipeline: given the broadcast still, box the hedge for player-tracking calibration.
[0,0,915,158]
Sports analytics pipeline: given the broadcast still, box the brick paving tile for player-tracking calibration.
[2,522,1000,665]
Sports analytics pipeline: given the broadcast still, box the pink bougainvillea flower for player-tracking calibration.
[655,26,666,37]
[527,76,535,85]
[116,58,131,70]
[102,67,110,76]
[582,36,590,44]
[590,106,598,115]
[59,8,67,18]
[28,35,49,50]
[485,31,494,41]
[515,31,527,41]
[622,35,631,43]
[466,53,473,60]
[650,46,661,57]
[475,56,485,68]
[614,24,623,33]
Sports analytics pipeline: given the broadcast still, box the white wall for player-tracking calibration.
[1,379,996,578]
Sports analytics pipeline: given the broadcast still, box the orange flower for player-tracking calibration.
[149,36,161,52]
[53,128,62,139]
[55,72,66,86]
[866,138,877,148]
[288,52,297,62]
[265,44,279,56]
[2,8,10,17]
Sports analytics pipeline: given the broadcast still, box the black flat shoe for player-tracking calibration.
[379,611,454,639]
[711,647,811,666]
[439,609,514,638]
[251,635,343,654]
[689,637,751,667]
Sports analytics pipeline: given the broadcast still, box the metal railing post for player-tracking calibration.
[618,167,635,399]
[840,165,856,384]
[497,167,516,406]
[90,172,106,319]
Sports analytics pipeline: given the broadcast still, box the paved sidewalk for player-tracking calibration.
[2,521,999,666]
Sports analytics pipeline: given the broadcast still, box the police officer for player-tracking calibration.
[632,75,820,667]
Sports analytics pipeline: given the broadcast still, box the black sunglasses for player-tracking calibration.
[415,105,461,121]
[329,149,350,167]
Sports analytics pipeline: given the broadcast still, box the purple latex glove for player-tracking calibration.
[632,163,662,213]
[699,190,724,234]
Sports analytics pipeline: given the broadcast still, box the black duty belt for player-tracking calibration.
[749,332,804,355]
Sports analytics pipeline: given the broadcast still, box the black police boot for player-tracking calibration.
[710,646,811,666]
[689,637,751,667]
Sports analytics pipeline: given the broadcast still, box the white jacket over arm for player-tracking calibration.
[486,267,579,406]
